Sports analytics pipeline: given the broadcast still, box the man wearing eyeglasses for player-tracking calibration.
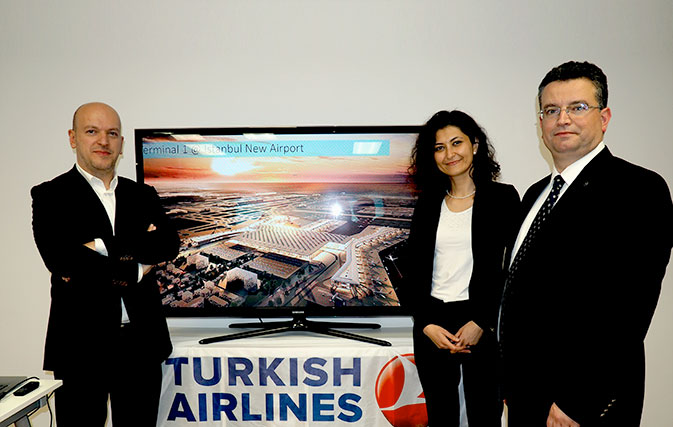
[499,61,673,426]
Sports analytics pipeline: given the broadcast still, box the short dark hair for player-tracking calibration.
[408,110,501,193]
[538,61,608,109]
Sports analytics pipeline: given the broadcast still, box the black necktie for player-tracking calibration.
[499,175,565,340]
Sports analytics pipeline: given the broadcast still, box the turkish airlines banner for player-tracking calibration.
[157,345,428,426]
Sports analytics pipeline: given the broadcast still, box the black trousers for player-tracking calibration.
[413,299,502,426]
[53,324,164,426]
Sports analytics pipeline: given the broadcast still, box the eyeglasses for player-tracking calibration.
[538,102,601,120]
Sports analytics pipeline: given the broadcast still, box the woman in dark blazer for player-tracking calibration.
[401,110,520,426]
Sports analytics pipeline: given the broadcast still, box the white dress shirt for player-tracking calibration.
[75,164,138,323]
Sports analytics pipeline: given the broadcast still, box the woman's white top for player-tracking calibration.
[430,200,473,302]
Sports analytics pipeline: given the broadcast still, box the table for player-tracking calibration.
[0,379,61,427]
[158,324,427,426]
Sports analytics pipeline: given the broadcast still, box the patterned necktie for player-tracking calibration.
[499,175,565,341]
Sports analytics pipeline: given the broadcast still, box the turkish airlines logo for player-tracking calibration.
[374,354,428,427]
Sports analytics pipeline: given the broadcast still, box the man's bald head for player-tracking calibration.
[68,102,124,188]
[72,102,122,132]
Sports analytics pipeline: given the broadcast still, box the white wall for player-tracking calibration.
[1,0,671,425]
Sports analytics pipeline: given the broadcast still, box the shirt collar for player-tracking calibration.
[552,141,605,187]
[75,163,118,192]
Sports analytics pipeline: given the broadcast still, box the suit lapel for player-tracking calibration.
[548,148,613,218]
[471,183,495,257]
[519,148,614,227]
[115,178,149,237]
[114,178,128,235]
[520,177,550,226]
[66,167,114,238]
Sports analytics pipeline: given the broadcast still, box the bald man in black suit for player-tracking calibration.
[32,102,179,425]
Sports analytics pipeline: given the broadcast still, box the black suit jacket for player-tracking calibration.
[501,149,673,425]
[32,166,180,373]
[401,181,520,334]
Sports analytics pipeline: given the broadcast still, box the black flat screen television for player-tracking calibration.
[135,126,419,345]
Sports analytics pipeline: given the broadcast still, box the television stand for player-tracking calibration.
[198,314,391,347]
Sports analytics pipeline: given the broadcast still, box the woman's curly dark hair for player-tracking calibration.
[408,110,501,193]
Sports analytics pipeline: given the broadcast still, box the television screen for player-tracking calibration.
[135,126,419,319]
